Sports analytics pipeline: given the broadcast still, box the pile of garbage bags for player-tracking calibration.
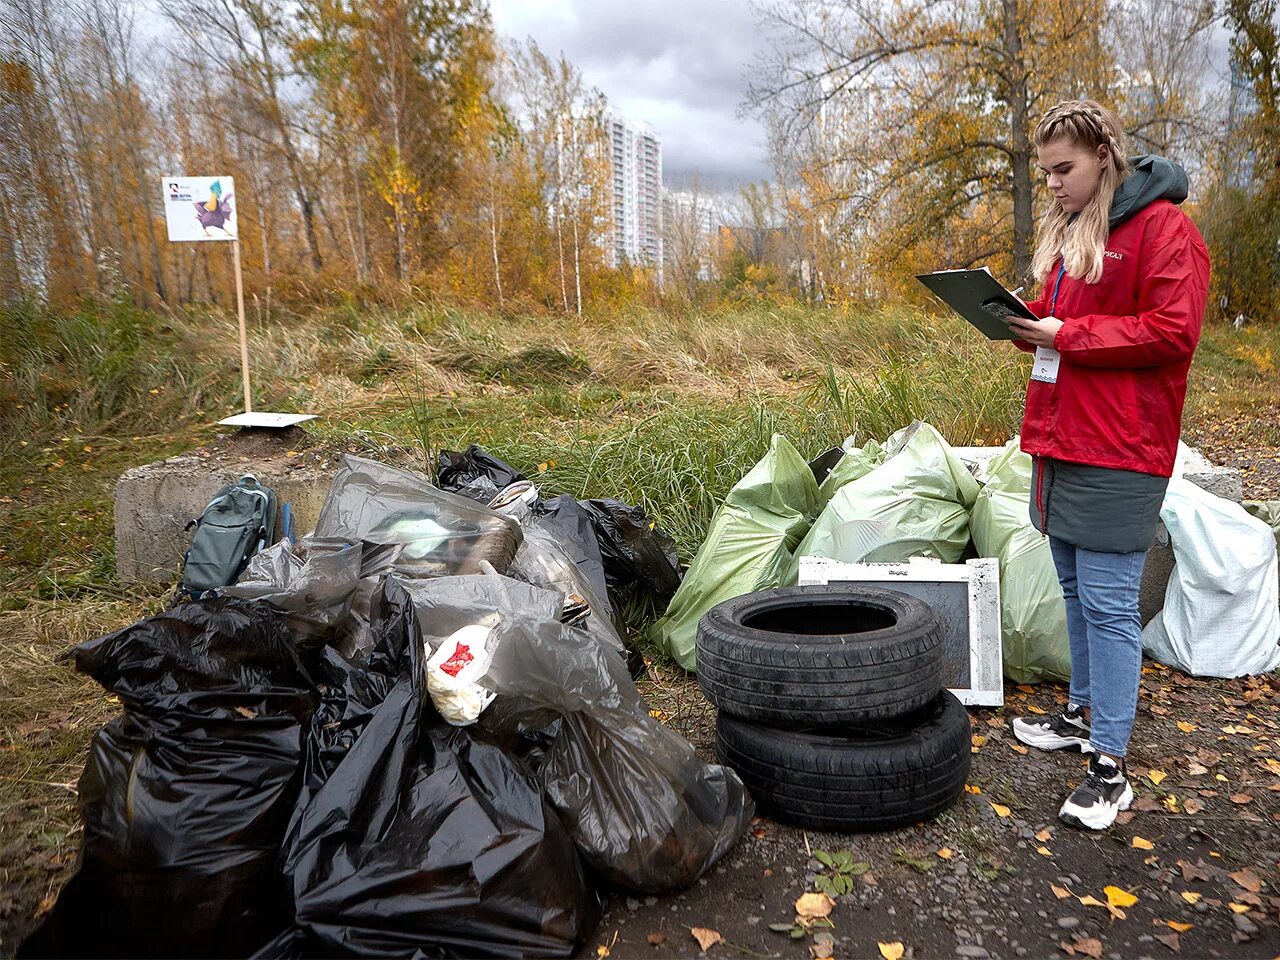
[650,423,1280,683]
[22,451,750,959]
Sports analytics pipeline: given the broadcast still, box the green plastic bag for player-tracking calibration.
[815,438,885,511]
[785,422,980,582]
[969,440,1070,684]
[649,434,818,672]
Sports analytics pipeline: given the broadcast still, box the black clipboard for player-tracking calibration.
[915,268,1034,341]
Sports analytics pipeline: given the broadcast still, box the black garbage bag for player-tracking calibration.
[576,497,682,609]
[437,444,527,503]
[274,580,599,959]
[525,494,613,619]
[403,575,754,895]
[437,445,683,610]
[20,599,315,959]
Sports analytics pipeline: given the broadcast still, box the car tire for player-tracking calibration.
[715,691,971,832]
[696,584,943,728]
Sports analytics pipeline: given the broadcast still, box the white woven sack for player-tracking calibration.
[1142,478,1280,677]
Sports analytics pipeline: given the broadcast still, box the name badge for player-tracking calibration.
[1031,347,1061,384]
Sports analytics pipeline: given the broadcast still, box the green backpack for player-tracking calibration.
[181,475,279,598]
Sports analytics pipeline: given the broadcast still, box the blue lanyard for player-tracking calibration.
[1050,262,1066,314]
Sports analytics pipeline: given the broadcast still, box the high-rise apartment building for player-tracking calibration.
[604,111,663,268]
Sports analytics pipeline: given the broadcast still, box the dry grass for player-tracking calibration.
[0,593,167,950]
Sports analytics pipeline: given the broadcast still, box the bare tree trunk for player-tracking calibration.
[259,203,272,316]
[488,174,504,306]
[555,198,569,312]
[571,201,582,316]
[1003,0,1034,285]
[252,22,323,271]
[337,147,365,283]
[351,158,370,282]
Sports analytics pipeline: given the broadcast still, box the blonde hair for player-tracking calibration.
[1030,100,1131,285]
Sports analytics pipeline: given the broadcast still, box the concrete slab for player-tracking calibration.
[114,428,345,584]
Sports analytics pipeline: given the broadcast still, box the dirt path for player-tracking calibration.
[602,670,1280,960]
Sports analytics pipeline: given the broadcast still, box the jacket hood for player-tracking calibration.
[1110,155,1188,229]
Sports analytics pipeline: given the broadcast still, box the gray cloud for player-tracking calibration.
[490,0,772,189]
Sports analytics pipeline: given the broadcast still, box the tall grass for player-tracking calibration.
[5,297,1278,602]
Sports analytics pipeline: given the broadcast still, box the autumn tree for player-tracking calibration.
[662,177,722,301]
[294,0,491,283]
[507,39,612,313]
[1201,0,1280,325]
[161,0,325,273]
[1110,0,1221,165]
[749,0,1123,291]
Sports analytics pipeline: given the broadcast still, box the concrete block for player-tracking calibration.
[114,429,344,585]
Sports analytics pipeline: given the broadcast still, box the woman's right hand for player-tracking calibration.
[1008,314,1064,349]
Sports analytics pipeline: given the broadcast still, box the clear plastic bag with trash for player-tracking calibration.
[314,455,523,578]
[399,574,754,894]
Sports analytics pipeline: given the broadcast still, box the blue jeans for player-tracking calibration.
[1048,536,1147,758]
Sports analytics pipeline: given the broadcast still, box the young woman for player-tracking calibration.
[1005,100,1210,830]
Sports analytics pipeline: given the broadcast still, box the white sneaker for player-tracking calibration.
[1059,754,1133,830]
[1012,704,1094,753]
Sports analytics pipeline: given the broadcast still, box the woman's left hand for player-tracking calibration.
[1007,315,1064,349]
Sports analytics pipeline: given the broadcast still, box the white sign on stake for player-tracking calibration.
[162,176,237,242]
[160,175,315,429]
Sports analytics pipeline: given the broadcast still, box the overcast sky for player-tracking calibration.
[489,1,1242,194]
[488,0,773,190]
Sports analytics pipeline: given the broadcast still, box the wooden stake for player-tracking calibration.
[231,237,252,412]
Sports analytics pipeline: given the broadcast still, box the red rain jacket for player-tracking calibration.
[1017,199,1210,477]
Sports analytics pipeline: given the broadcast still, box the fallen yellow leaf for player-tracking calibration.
[1176,721,1198,733]
[1148,769,1168,785]
[1025,704,1047,715]
[964,784,982,795]
[1180,892,1202,904]
[795,892,835,920]
[1010,743,1029,755]
[1036,846,1052,857]
[1132,836,1155,850]
[937,847,954,860]
[1162,794,1180,812]
[1228,903,1251,914]
[597,946,610,958]
[972,735,987,751]
[1264,757,1280,775]
[878,943,905,960]
[1035,828,1053,842]
[990,802,1011,818]
[1051,884,1072,900]
[690,927,723,953]
[1105,886,1138,909]
[1166,921,1194,933]
[1078,895,1107,908]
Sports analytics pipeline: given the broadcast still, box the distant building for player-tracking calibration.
[604,111,663,269]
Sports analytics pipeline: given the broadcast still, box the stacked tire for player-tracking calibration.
[696,584,970,833]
